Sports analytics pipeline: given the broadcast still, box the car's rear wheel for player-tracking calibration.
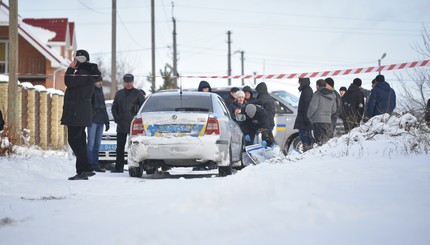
[286,136,302,154]
[129,163,143,177]
[219,146,233,177]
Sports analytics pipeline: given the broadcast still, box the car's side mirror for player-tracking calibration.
[236,114,246,122]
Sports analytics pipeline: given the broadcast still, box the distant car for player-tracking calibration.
[98,100,127,169]
[210,87,301,154]
[127,91,244,177]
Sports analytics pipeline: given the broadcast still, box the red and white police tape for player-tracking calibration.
[179,60,429,80]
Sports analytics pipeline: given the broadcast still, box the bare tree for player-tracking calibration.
[94,54,138,99]
[397,25,430,117]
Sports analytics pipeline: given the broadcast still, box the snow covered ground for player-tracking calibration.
[1,114,429,245]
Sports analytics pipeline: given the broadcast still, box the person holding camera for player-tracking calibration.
[61,49,101,180]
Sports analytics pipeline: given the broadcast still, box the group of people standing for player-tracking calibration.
[294,74,398,152]
[61,49,145,180]
[59,48,429,179]
[198,81,276,148]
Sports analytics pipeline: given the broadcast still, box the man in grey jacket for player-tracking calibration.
[307,79,337,146]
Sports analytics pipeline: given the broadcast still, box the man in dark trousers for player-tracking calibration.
[293,77,314,152]
[255,82,275,131]
[307,79,337,146]
[325,77,342,137]
[342,78,365,132]
[61,49,100,180]
[111,74,146,173]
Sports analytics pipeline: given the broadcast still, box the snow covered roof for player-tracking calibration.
[0,2,70,68]
[22,18,69,43]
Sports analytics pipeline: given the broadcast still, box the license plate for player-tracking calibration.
[99,144,117,151]
[158,125,191,133]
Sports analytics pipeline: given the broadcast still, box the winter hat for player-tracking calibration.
[339,86,347,92]
[94,75,102,82]
[245,104,257,118]
[230,87,240,93]
[235,91,245,98]
[74,49,90,63]
[123,73,134,82]
[325,77,335,87]
[242,85,253,93]
[353,78,362,86]
[375,74,385,83]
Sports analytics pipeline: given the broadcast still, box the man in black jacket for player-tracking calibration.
[255,82,275,131]
[342,78,365,132]
[61,49,100,180]
[111,74,146,173]
[243,104,275,147]
[293,78,314,152]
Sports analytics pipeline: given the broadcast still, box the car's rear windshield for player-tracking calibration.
[141,95,213,112]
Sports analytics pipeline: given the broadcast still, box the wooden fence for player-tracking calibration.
[0,80,65,150]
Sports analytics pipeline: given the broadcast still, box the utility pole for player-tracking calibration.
[227,31,232,86]
[378,53,386,75]
[110,0,117,99]
[240,50,244,86]
[253,72,257,85]
[172,2,178,88]
[151,0,156,93]
[8,0,19,141]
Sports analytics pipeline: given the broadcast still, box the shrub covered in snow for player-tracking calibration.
[283,113,430,162]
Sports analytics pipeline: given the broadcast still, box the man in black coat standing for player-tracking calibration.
[111,74,146,173]
[61,49,100,180]
[342,78,365,132]
[293,77,314,152]
[255,82,275,131]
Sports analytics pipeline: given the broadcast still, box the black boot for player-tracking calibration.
[68,173,89,180]
[93,166,106,172]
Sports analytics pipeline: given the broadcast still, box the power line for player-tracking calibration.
[176,4,430,24]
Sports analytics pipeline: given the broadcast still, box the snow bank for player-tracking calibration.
[282,113,430,162]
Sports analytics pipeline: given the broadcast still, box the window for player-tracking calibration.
[0,41,8,73]
[141,94,213,113]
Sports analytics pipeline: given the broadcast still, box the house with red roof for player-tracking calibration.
[0,2,77,91]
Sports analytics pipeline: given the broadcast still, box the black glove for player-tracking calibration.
[105,123,110,131]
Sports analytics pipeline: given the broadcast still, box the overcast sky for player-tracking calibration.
[18,0,430,92]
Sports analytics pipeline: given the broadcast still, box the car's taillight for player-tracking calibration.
[131,118,144,135]
[205,117,220,135]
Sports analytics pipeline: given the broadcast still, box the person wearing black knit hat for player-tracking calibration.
[61,49,101,180]
[365,74,396,120]
[339,86,347,97]
[352,77,370,100]
[342,78,365,132]
[293,77,314,151]
[242,85,257,104]
[324,77,342,137]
